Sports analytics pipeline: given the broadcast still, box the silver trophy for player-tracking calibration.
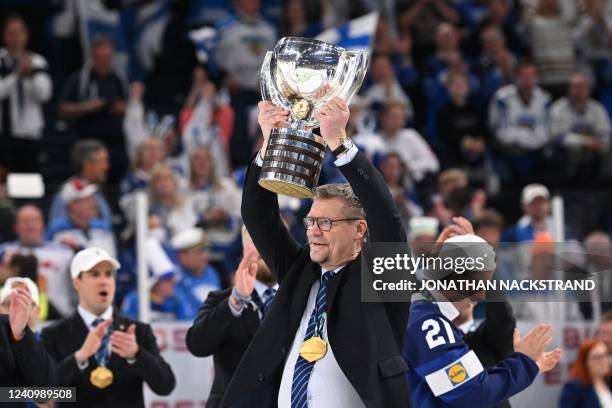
[259,37,369,198]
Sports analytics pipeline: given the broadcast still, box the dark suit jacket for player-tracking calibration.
[0,315,56,407]
[560,380,602,408]
[186,288,272,408]
[463,299,516,408]
[222,152,410,408]
[40,311,176,408]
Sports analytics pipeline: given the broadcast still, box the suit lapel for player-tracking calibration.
[243,296,261,336]
[325,264,349,314]
[70,312,91,350]
[67,313,98,369]
[108,313,128,369]
[289,262,320,330]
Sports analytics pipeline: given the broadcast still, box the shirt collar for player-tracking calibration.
[426,290,460,321]
[78,305,113,330]
[254,280,279,299]
[436,301,460,322]
[457,319,476,334]
[321,265,345,276]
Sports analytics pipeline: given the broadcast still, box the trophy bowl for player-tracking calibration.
[259,37,369,198]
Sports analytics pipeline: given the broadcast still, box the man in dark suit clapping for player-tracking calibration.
[221,97,409,408]
[40,247,176,407]
[0,286,56,389]
[186,227,278,407]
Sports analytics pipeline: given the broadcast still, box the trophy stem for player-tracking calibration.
[258,127,326,198]
[294,120,307,131]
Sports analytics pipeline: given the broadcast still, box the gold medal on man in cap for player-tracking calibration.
[299,336,327,363]
[90,366,113,389]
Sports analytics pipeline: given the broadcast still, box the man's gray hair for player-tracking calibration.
[314,183,366,219]
[71,139,106,171]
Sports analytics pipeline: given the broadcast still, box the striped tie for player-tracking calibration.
[92,318,110,366]
[290,271,333,408]
[262,287,277,315]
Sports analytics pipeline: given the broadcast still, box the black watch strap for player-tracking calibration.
[332,144,348,158]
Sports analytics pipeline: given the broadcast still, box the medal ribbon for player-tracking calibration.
[91,318,111,366]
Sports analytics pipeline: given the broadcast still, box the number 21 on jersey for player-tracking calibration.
[422,318,456,349]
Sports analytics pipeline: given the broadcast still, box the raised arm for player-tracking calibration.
[240,101,302,282]
[314,96,406,244]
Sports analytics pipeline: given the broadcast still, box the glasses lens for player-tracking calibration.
[303,217,313,229]
[320,219,332,231]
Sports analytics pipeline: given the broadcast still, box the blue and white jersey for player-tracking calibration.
[174,265,222,319]
[488,84,552,151]
[45,217,117,259]
[121,290,188,321]
[403,292,539,407]
[213,13,276,91]
[120,170,149,196]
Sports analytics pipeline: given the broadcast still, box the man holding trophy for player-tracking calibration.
[222,38,410,407]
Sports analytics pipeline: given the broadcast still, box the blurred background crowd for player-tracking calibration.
[0,0,610,325]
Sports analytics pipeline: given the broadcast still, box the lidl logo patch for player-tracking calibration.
[446,363,468,385]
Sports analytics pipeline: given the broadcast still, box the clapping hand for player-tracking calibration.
[513,324,561,372]
[234,246,260,298]
[75,319,112,364]
[110,324,139,360]
[9,288,33,340]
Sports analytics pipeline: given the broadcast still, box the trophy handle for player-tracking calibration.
[335,50,370,104]
[304,50,370,128]
[260,52,273,102]
[261,51,293,113]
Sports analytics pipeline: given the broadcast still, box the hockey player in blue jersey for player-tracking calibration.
[404,224,562,408]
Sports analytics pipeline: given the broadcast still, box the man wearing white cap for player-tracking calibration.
[46,179,117,258]
[0,285,57,390]
[40,247,175,407]
[171,227,222,319]
[503,183,567,243]
[0,276,40,330]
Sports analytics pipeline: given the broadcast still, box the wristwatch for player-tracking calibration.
[332,137,354,158]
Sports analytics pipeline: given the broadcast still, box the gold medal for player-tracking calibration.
[291,99,311,120]
[299,336,327,363]
[90,366,114,389]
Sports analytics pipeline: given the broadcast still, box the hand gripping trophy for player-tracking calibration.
[259,37,369,198]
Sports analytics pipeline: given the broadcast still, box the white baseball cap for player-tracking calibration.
[419,234,497,280]
[61,179,98,204]
[171,228,210,251]
[521,183,550,206]
[70,247,120,279]
[0,277,40,306]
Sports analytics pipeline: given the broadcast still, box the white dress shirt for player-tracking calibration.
[77,305,113,330]
[277,266,365,408]
[254,280,279,300]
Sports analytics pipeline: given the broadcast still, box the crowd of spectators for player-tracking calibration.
[0,0,610,322]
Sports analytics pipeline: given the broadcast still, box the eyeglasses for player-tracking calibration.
[303,217,362,231]
[588,353,609,361]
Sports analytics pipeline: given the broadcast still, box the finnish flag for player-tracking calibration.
[315,12,379,51]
